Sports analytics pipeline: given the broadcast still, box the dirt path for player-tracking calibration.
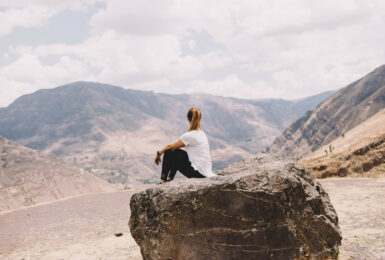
[0,190,142,260]
[0,178,384,259]
[319,177,385,260]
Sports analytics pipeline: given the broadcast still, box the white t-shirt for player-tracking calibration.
[179,130,217,178]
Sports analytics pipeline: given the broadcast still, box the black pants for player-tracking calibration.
[161,149,206,181]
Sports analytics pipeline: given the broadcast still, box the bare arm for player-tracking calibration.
[159,139,185,154]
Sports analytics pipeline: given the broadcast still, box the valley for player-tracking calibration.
[0,82,332,185]
[0,136,114,212]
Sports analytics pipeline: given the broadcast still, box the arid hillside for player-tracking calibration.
[299,108,385,178]
[0,136,115,212]
[268,64,385,159]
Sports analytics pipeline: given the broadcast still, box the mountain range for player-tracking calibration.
[0,82,333,184]
[268,64,385,159]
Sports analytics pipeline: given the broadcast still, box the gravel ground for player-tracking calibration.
[319,177,385,260]
[0,178,384,260]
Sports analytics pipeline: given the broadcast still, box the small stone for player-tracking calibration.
[114,233,123,237]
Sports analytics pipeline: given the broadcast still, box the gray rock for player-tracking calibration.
[129,154,341,260]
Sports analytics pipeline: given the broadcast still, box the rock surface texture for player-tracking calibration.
[129,155,342,260]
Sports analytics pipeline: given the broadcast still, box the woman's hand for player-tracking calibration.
[155,152,161,165]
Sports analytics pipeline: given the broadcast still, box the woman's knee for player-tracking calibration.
[164,149,172,155]
[163,149,175,160]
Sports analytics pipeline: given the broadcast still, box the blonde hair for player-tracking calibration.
[187,107,201,131]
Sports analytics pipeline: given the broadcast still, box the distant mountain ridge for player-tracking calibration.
[0,82,333,184]
[268,64,385,159]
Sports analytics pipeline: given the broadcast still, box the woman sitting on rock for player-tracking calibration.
[155,107,217,184]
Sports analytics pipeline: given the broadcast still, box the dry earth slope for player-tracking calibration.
[268,64,385,159]
[0,136,115,212]
[299,108,385,178]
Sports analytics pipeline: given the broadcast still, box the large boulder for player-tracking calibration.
[129,155,342,260]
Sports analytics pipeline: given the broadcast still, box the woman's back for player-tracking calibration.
[180,130,216,177]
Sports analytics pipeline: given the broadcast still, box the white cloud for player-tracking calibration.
[0,75,32,106]
[0,54,90,95]
[200,51,234,69]
[1,54,88,81]
[1,0,385,106]
[0,0,103,9]
[89,0,195,35]
[0,6,56,36]
[187,75,281,99]
[188,40,196,50]
[0,0,104,36]
[1,30,204,105]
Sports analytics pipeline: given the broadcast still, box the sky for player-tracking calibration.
[0,0,385,107]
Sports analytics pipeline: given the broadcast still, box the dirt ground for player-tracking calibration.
[319,177,385,260]
[0,190,142,260]
[0,178,384,260]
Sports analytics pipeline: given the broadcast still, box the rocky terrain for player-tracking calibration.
[0,81,332,184]
[0,136,114,212]
[300,108,385,178]
[303,135,385,179]
[129,155,341,259]
[268,64,385,159]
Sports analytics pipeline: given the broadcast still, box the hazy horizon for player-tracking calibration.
[0,80,337,109]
